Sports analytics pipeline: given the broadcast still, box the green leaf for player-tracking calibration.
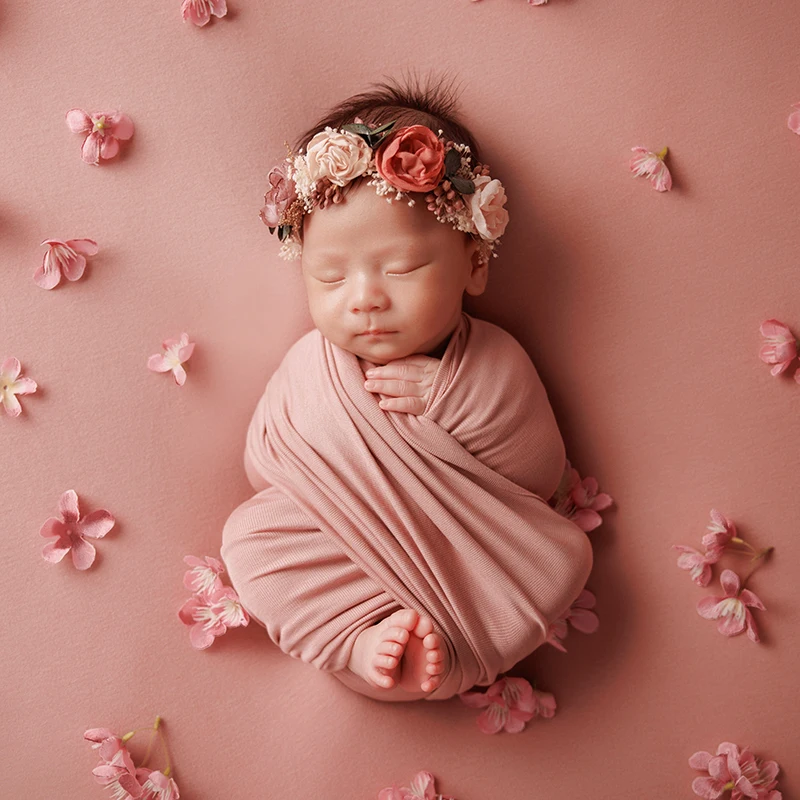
[278,224,292,241]
[444,148,462,175]
[450,176,475,195]
[268,226,276,235]
[342,123,372,135]
[369,120,396,135]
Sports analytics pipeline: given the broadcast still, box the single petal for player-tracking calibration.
[719,569,740,597]
[689,751,714,770]
[81,132,102,165]
[2,391,22,416]
[33,255,62,289]
[568,606,599,634]
[697,596,724,619]
[739,588,766,611]
[77,509,115,539]
[177,343,195,361]
[39,517,68,540]
[744,608,761,643]
[42,539,71,563]
[189,623,216,649]
[65,238,99,257]
[717,608,746,637]
[476,705,505,735]
[100,135,120,160]
[59,489,80,523]
[108,113,134,140]
[692,776,726,799]
[13,377,37,394]
[71,537,97,570]
[173,364,187,386]
[65,108,92,133]
[1,357,22,380]
[147,354,171,373]
[458,689,491,708]
[59,252,87,281]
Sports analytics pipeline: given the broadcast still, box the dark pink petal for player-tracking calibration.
[108,113,134,140]
[70,536,96,570]
[33,254,62,289]
[65,108,92,133]
[59,489,80,523]
[476,704,506,735]
[178,596,202,625]
[189,623,217,649]
[740,589,766,610]
[81,132,102,165]
[697,596,724,619]
[77,509,115,539]
[39,517,67,539]
[761,760,780,783]
[100,135,120,160]
[41,539,71,563]
[118,772,144,798]
[458,689,491,708]
[568,606,599,634]
[572,508,603,532]
[716,609,746,637]
[744,609,761,643]
[719,569,741,597]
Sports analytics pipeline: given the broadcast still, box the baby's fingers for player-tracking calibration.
[377,395,426,415]
[364,378,420,398]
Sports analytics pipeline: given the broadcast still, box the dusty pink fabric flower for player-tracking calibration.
[0,357,37,417]
[178,584,250,649]
[551,460,613,532]
[630,145,673,191]
[181,0,227,26]
[378,770,455,800]
[183,555,224,594]
[147,333,195,386]
[375,125,446,193]
[545,589,599,650]
[702,508,738,556]
[135,768,181,800]
[40,489,115,570]
[788,102,800,135]
[34,238,99,290]
[459,676,550,734]
[259,160,298,228]
[65,108,134,165]
[759,319,799,382]
[90,735,144,799]
[305,127,373,187]
[673,544,721,587]
[697,569,765,643]
[469,175,509,241]
[690,742,782,800]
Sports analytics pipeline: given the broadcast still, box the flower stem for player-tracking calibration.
[730,536,757,553]
[138,716,162,769]
[740,546,774,588]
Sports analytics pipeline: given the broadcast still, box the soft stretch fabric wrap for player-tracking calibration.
[220,312,593,701]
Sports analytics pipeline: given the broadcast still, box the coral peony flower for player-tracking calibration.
[375,125,446,193]
[788,102,800,135]
[459,676,549,734]
[34,238,99,290]
[551,461,613,532]
[0,357,37,417]
[65,108,134,166]
[378,770,455,800]
[758,319,799,380]
[469,175,509,241]
[305,127,372,187]
[697,569,765,643]
[701,508,738,557]
[630,145,673,191]
[673,544,721,587]
[90,735,144,799]
[136,768,181,800]
[181,0,227,26]
[147,333,195,386]
[183,555,225,594]
[690,741,782,800]
[40,489,115,570]
[178,584,249,649]
[259,160,297,228]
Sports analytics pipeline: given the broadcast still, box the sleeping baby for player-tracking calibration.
[220,75,593,703]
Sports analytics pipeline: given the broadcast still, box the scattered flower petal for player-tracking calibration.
[378,770,455,800]
[178,584,249,649]
[759,319,799,381]
[630,145,673,191]
[673,544,719,587]
[550,460,613,532]
[459,676,552,734]
[701,508,738,557]
[183,554,225,594]
[65,108,134,165]
[696,569,765,642]
[181,0,227,26]
[788,102,800,135]
[39,489,115,570]
[147,333,195,386]
[34,238,99,289]
[545,589,599,650]
[90,735,144,799]
[690,741,782,800]
[0,357,38,417]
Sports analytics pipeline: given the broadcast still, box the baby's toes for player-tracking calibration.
[413,615,434,639]
[422,631,442,651]
[425,659,445,675]
[421,674,442,692]
[373,654,398,671]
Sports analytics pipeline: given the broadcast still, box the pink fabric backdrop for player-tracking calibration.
[2,0,798,797]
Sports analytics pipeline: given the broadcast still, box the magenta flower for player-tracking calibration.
[65,108,134,165]
[459,676,552,734]
[690,741,782,800]
[183,555,224,594]
[788,102,800,135]
[181,0,227,26]
[178,584,249,649]
[378,770,455,800]
[697,569,765,643]
[40,489,115,570]
[630,145,673,191]
[135,768,181,800]
[147,333,195,386]
[34,237,98,290]
[702,509,738,556]
[545,589,599,651]
[89,735,144,799]
[758,319,799,382]
[674,544,721,587]
[550,460,613,532]
[0,357,37,417]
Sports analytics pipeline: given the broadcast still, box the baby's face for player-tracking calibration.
[300,181,487,365]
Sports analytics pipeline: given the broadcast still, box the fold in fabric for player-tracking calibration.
[221,311,593,701]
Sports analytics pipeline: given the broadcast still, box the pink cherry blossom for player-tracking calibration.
[378,770,455,800]
[697,569,765,643]
[673,544,721,587]
[788,102,800,135]
[34,237,98,290]
[181,0,227,26]
[65,108,134,165]
[630,145,673,191]
[459,676,552,734]
[702,508,738,556]
[40,489,115,570]
[147,333,195,386]
[84,727,119,749]
[545,589,599,651]
[135,768,181,800]
[758,319,799,382]
[690,741,782,800]
[90,735,144,799]
[550,460,613,532]
[178,584,249,649]
[183,555,225,594]
[0,357,37,417]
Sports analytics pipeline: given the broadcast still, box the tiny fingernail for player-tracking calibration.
[365,369,376,376]
[365,381,375,389]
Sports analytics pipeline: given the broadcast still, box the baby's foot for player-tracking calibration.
[398,614,449,694]
[347,609,419,690]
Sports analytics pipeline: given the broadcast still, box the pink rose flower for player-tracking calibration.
[181,0,227,26]
[178,584,249,649]
[758,319,799,381]
[788,102,800,135]
[259,160,298,228]
[673,545,721,587]
[183,554,225,594]
[459,676,550,734]
[701,508,738,556]
[305,127,372,187]
[135,768,181,800]
[90,735,144,799]
[690,742,782,800]
[34,237,99,290]
[378,770,455,800]
[697,569,765,642]
[65,108,134,165]
[469,175,509,241]
[0,357,38,417]
[40,489,116,570]
[630,145,673,191]
[147,333,195,386]
[374,125,446,193]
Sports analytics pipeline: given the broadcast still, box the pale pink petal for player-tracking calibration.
[42,539,71,563]
[59,489,80,523]
[100,135,120,160]
[84,727,117,745]
[209,0,228,17]
[177,342,195,361]
[692,776,726,799]
[458,689,491,708]
[81,132,102,165]
[739,588,766,611]
[77,509,115,539]
[697,596,724,619]
[148,354,171,373]
[689,750,714,770]
[182,0,212,26]
[33,254,62,289]
[13,377,37,394]
[719,569,740,597]
[178,596,203,626]
[716,609,746,637]
[407,771,435,799]
[59,251,87,282]
[1,357,21,380]
[108,113,134,140]
[172,364,187,386]
[503,712,527,733]
[65,108,92,133]
[2,391,22,416]
[476,704,506,734]
[65,238,99,257]
[71,537,97,570]
[189,623,217,649]
[650,161,672,191]
[788,108,800,135]
[759,318,792,340]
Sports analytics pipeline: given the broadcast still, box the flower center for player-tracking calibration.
[92,116,108,133]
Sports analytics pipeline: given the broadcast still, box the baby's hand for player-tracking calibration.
[363,354,440,415]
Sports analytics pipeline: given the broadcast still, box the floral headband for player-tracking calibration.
[259,119,509,264]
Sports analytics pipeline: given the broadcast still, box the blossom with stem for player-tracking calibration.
[0,357,37,417]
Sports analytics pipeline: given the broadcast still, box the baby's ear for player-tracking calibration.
[465,242,489,297]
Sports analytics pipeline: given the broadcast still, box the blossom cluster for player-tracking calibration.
[689,741,781,800]
[378,770,455,800]
[758,319,800,383]
[458,675,556,734]
[177,555,250,648]
[549,458,614,533]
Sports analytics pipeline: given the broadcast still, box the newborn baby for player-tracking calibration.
[221,81,593,703]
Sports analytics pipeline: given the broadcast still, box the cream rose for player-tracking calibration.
[305,127,373,187]
[469,175,509,241]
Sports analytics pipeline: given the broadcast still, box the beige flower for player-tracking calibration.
[305,127,372,187]
[469,175,509,241]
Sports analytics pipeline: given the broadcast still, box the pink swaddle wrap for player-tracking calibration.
[220,311,593,701]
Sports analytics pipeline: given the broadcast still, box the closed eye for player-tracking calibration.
[387,264,427,276]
